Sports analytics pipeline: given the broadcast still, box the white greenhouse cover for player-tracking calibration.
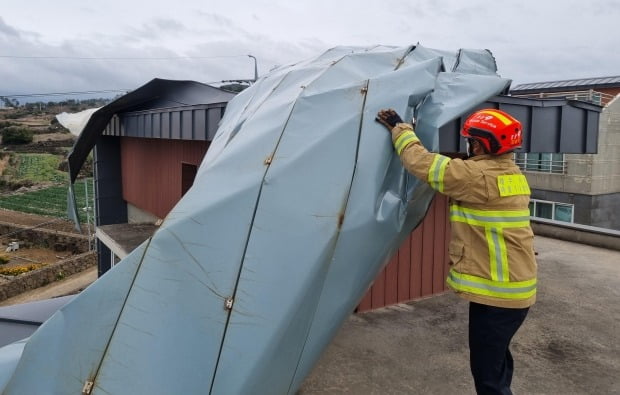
[56,107,101,136]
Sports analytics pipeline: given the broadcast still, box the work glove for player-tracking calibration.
[376,109,403,130]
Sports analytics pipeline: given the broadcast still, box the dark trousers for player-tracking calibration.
[469,302,529,395]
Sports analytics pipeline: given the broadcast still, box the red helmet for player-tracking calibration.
[461,109,523,155]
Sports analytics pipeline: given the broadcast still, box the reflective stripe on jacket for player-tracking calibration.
[391,123,537,308]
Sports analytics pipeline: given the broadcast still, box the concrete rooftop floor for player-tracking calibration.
[1,235,618,394]
[300,236,620,394]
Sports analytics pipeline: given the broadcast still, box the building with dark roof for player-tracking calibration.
[66,79,237,274]
[510,76,620,230]
[512,76,620,106]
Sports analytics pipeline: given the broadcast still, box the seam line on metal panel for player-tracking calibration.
[287,79,369,394]
[84,237,153,390]
[208,68,303,394]
[394,45,416,71]
[209,57,362,394]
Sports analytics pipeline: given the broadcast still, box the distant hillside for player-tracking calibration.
[1,97,112,116]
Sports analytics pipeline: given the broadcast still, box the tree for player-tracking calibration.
[1,97,12,108]
[1,126,34,145]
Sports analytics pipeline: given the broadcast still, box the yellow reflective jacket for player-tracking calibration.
[391,123,537,308]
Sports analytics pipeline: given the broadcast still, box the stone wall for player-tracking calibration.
[0,221,90,253]
[0,251,96,301]
[0,221,95,301]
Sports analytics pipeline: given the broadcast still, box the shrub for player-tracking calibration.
[2,111,28,120]
[0,255,9,265]
[1,126,34,145]
[0,264,40,276]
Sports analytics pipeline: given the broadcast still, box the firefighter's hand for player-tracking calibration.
[376,109,403,131]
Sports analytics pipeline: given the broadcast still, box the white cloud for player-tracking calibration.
[0,0,618,100]
[0,17,20,37]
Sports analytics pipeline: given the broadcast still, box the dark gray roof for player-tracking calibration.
[512,76,620,92]
[67,79,236,183]
[0,296,75,347]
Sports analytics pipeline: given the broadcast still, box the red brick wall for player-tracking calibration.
[120,137,209,219]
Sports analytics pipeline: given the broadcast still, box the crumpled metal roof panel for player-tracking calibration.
[0,45,541,394]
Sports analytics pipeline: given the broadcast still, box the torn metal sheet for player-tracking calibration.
[0,44,510,394]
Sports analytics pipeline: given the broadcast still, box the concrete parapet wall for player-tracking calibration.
[532,220,620,252]
[0,251,96,301]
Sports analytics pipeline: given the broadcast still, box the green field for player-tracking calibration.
[0,152,94,223]
[4,153,67,182]
[0,179,94,222]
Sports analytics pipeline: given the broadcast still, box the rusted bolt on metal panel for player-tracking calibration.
[82,380,95,395]
[338,213,345,229]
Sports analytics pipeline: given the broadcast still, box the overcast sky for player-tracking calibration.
[1,0,618,102]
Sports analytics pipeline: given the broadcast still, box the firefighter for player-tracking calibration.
[376,108,537,395]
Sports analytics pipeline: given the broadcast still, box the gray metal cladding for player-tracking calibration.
[436,96,601,154]
[103,103,226,141]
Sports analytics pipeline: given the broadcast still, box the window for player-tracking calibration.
[529,199,574,223]
[554,204,574,222]
[515,153,565,174]
[535,201,553,219]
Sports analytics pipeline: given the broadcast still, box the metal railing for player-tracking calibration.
[514,153,566,174]
[512,89,616,106]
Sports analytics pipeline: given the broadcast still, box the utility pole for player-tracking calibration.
[219,55,259,89]
[248,55,258,82]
